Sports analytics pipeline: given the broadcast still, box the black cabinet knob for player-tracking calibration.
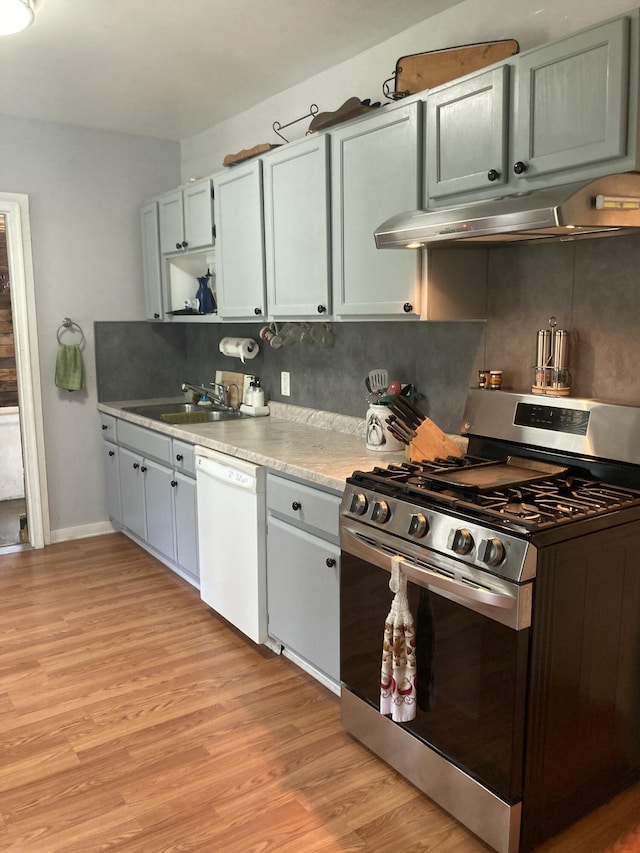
[317,304,326,314]
[140,465,147,473]
[108,450,115,457]
[133,462,139,470]
[171,480,177,488]
[513,161,527,175]
[175,242,182,250]
[176,454,183,462]
[292,501,301,511]
[154,313,160,319]
[254,307,262,315]
[487,169,500,182]
[181,240,188,248]
[102,424,108,430]
[403,303,413,313]
[326,558,336,568]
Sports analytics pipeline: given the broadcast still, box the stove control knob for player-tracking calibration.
[447,528,474,555]
[478,537,506,567]
[408,513,428,538]
[371,500,391,524]
[350,493,368,516]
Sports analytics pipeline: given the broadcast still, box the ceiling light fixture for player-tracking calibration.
[0,0,34,36]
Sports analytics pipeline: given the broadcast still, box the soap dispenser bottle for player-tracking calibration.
[251,377,265,408]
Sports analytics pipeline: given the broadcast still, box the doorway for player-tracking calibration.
[0,215,26,546]
[0,195,49,552]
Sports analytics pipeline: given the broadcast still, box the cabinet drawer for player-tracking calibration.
[99,413,117,442]
[117,420,172,464]
[172,439,196,476]
[267,473,341,540]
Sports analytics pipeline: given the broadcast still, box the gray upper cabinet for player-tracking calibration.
[158,178,214,255]
[513,16,631,182]
[425,12,638,205]
[331,101,422,317]
[263,134,331,318]
[140,200,163,320]
[213,160,267,320]
[427,65,509,200]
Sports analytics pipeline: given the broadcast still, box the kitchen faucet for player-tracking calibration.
[180,382,236,411]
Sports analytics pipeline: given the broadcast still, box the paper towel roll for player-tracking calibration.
[219,337,259,363]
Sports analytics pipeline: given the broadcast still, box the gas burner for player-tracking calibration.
[502,502,542,521]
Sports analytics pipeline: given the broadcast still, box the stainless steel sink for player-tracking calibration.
[121,403,247,424]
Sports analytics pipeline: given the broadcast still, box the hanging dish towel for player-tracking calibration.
[55,343,83,392]
[380,555,417,722]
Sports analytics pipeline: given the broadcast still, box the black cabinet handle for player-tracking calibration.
[108,450,115,457]
[102,424,108,430]
[513,161,527,175]
[176,454,183,461]
[254,307,262,315]
[175,242,182,250]
[403,303,413,313]
[326,558,336,568]
[154,313,160,319]
[292,501,301,511]
[181,240,188,248]
[487,169,500,182]
[317,304,326,314]
[140,465,147,473]
[133,462,139,470]
[171,480,177,488]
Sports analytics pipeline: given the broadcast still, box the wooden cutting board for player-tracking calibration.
[394,39,519,96]
[215,370,245,408]
[407,418,464,462]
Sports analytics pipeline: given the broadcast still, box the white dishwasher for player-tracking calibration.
[195,446,267,644]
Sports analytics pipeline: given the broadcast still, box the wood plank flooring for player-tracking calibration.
[0,533,639,852]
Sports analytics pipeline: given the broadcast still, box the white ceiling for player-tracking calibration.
[0,0,463,141]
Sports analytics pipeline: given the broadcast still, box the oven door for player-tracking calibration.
[340,522,532,804]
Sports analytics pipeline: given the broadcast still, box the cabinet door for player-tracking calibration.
[102,441,121,525]
[118,447,146,540]
[331,102,422,317]
[264,135,331,317]
[427,65,509,200]
[513,17,630,180]
[174,472,198,580]
[213,161,267,319]
[183,179,214,251]
[267,515,340,681]
[159,189,185,254]
[140,201,164,321]
[143,458,176,562]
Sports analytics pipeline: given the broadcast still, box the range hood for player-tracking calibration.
[374,174,640,248]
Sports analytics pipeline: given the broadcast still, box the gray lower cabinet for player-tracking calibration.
[266,473,341,684]
[102,440,121,525]
[105,419,199,584]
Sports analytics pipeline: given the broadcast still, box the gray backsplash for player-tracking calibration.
[95,232,640,435]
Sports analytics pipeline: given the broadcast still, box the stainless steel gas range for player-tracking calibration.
[339,390,640,853]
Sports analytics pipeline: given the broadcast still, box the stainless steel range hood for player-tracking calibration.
[374,174,640,248]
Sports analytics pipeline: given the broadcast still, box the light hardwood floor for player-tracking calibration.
[0,533,638,853]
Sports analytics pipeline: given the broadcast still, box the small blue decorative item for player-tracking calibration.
[196,275,216,314]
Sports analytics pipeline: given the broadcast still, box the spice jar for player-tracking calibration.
[478,370,488,389]
[489,370,503,390]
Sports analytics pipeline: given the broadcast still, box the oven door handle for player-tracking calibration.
[341,525,531,629]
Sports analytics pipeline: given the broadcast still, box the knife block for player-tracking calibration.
[406,417,464,462]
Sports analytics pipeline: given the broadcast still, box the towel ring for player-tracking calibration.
[57,317,85,347]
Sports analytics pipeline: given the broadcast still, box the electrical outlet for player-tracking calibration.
[281,371,290,396]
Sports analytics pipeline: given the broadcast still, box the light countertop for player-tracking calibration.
[98,398,414,493]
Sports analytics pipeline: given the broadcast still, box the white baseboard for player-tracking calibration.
[49,520,116,543]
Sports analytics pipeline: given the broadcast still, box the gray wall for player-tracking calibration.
[0,113,180,536]
[95,318,484,433]
[478,232,640,402]
[96,231,640,436]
